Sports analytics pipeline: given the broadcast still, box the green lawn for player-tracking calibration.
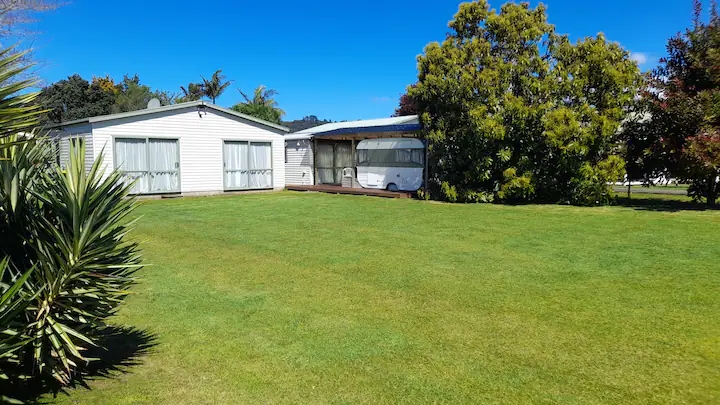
[49,192,720,405]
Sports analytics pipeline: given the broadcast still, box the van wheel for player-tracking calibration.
[387,183,399,192]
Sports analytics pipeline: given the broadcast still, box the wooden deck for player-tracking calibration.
[286,184,413,199]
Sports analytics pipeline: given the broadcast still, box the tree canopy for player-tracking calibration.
[623,0,720,205]
[393,85,419,117]
[231,85,285,124]
[37,74,115,124]
[178,82,204,103]
[410,0,641,205]
[113,74,157,113]
[201,70,231,104]
[36,71,291,127]
[37,74,179,125]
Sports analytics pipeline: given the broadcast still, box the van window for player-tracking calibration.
[356,148,424,167]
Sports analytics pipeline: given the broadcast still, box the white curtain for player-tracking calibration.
[115,139,148,194]
[249,142,272,188]
[148,139,179,192]
[224,141,249,189]
[396,149,412,163]
[411,149,425,165]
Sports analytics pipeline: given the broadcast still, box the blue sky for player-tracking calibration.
[29,0,696,121]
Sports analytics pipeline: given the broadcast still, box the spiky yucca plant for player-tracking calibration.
[0,46,142,399]
[0,137,142,391]
[0,45,45,404]
[0,259,35,405]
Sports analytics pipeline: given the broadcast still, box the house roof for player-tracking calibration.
[46,101,290,133]
[284,115,420,140]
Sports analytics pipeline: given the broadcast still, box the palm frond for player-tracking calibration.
[0,47,44,141]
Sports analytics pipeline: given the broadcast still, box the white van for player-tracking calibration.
[356,138,424,191]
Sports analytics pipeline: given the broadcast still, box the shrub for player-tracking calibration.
[498,168,535,203]
[440,181,458,202]
[0,138,141,395]
[569,156,624,206]
[460,190,494,203]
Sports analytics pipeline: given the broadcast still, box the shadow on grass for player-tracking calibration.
[615,196,719,212]
[4,325,157,404]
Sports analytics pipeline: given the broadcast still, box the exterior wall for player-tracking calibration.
[284,138,314,185]
[91,108,286,193]
[51,124,94,173]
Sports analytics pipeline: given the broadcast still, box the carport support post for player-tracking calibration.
[313,137,318,185]
[423,138,429,200]
[351,138,355,186]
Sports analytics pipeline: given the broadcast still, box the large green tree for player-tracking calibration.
[37,74,115,125]
[231,85,285,124]
[623,0,720,205]
[410,0,641,205]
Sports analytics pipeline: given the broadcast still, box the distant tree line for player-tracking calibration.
[282,115,333,132]
[36,70,295,126]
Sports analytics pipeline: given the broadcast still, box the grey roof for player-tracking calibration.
[46,101,289,133]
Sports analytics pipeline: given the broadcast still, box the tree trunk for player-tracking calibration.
[708,173,718,207]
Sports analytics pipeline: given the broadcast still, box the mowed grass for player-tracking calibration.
[50,192,720,404]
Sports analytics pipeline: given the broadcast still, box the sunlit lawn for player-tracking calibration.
[49,192,720,404]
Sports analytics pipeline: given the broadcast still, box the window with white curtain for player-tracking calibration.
[224,141,273,190]
[114,138,179,194]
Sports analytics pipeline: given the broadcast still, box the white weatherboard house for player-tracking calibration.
[50,101,289,196]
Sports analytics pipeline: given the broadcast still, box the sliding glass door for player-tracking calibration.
[223,141,273,190]
[115,138,179,194]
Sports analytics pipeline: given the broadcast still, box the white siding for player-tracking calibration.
[52,124,94,173]
[91,108,286,194]
[284,139,314,185]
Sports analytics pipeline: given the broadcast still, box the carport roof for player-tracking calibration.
[284,115,420,140]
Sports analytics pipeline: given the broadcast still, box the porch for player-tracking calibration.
[286,184,413,198]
